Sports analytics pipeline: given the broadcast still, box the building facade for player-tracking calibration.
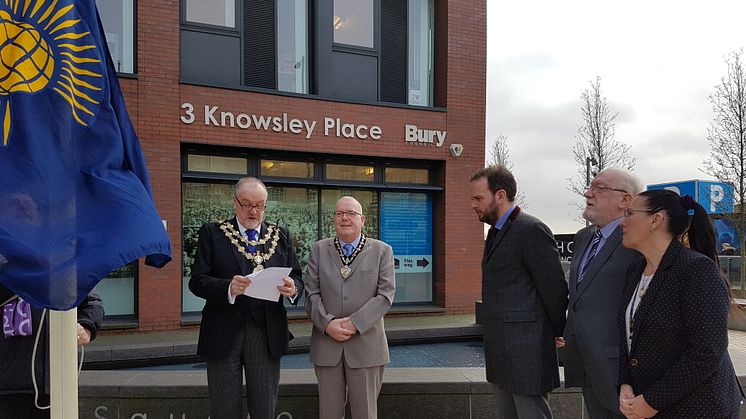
[94,0,486,332]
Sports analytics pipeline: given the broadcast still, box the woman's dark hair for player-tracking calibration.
[638,189,718,265]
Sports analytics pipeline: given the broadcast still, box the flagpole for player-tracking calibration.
[49,308,79,419]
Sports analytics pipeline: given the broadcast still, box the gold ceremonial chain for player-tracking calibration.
[220,221,280,272]
[334,235,366,279]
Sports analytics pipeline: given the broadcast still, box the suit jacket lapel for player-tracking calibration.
[483,215,514,263]
[348,240,369,277]
[327,239,344,272]
[568,228,593,299]
[574,226,623,299]
[629,240,679,350]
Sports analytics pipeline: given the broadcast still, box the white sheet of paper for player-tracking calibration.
[242,267,292,302]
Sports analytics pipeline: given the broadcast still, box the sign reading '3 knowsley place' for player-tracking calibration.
[179,103,446,147]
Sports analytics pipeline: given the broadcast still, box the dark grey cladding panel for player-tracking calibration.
[181,30,241,86]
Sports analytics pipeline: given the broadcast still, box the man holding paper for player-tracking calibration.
[189,177,302,419]
[305,196,396,419]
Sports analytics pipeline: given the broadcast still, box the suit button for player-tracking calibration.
[629,358,639,367]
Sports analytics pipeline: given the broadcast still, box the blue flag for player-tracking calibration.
[0,0,171,310]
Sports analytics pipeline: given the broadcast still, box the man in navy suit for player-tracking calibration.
[560,168,643,419]
[189,177,303,419]
[470,165,568,419]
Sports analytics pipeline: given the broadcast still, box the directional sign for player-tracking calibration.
[394,255,433,273]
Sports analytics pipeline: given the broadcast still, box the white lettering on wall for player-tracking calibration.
[180,104,390,141]
[180,103,195,124]
[323,117,381,140]
[94,406,109,419]
[405,124,446,147]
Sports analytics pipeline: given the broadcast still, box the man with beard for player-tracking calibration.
[470,165,568,419]
[189,177,303,419]
[560,168,643,418]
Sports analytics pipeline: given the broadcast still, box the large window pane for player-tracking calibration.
[185,0,235,27]
[321,189,378,239]
[380,192,432,303]
[408,0,433,106]
[182,183,235,312]
[93,262,136,316]
[188,154,247,174]
[277,0,309,93]
[261,159,314,178]
[265,186,318,280]
[96,0,135,73]
[385,167,429,184]
[326,164,374,182]
[333,0,374,48]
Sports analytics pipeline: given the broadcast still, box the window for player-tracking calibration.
[277,0,309,93]
[94,262,137,317]
[187,154,247,174]
[96,0,135,73]
[182,183,235,312]
[181,148,439,313]
[185,0,236,27]
[333,0,374,48]
[385,167,429,184]
[326,164,374,182]
[261,159,314,178]
[407,0,434,106]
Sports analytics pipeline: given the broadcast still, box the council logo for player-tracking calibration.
[0,0,105,146]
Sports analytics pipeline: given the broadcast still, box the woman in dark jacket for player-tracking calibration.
[617,189,741,419]
[0,284,104,418]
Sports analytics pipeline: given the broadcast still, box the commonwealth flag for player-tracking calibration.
[0,0,171,310]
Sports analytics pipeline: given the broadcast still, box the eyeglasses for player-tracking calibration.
[623,208,655,218]
[333,210,362,218]
[234,196,266,212]
[584,185,628,194]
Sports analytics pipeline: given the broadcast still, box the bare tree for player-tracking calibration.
[567,76,636,223]
[702,49,746,292]
[488,134,527,207]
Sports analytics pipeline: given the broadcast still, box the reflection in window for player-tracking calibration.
[185,0,235,27]
[96,0,135,73]
[380,192,433,303]
[94,262,137,316]
[265,187,318,278]
[321,189,378,239]
[261,159,314,178]
[187,154,247,174]
[182,183,235,312]
[385,167,429,184]
[333,0,374,48]
[277,0,309,93]
[326,164,374,182]
[408,0,433,106]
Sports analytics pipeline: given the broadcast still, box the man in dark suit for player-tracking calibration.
[560,168,643,419]
[470,165,568,419]
[189,177,303,419]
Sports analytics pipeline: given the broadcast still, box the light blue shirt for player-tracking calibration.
[493,205,516,230]
[339,235,362,253]
[579,217,622,268]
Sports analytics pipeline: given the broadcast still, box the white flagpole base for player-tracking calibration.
[49,308,79,419]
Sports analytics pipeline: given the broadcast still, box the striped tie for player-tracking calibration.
[578,229,602,285]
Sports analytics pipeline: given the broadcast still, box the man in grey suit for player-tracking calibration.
[560,168,643,419]
[305,196,396,419]
[470,165,568,419]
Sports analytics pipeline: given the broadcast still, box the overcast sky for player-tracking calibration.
[486,0,746,233]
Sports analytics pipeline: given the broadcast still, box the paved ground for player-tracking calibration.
[90,313,746,377]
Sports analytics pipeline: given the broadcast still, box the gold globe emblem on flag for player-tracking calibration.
[0,0,105,146]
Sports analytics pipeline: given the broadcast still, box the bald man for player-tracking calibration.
[305,196,396,419]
